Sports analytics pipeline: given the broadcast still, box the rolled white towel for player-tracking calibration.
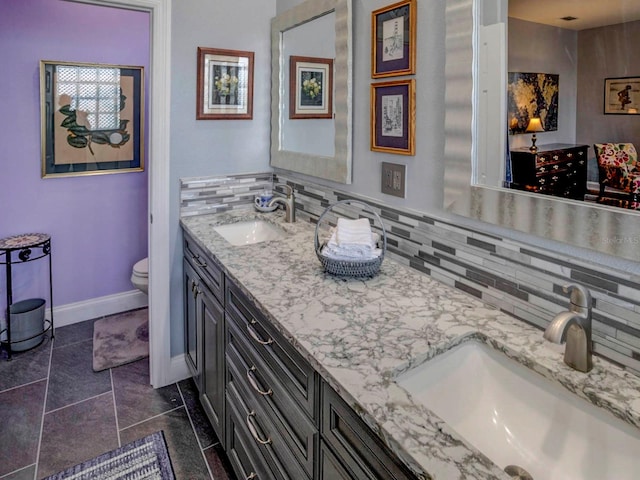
[335,218,374,247]
[322,227,381,260]
[321,244,382,261]
[325,229,372,257]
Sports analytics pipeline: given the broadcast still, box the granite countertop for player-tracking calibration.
[181,209,640,480]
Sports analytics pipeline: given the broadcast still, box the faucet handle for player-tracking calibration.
[563,283,591,310]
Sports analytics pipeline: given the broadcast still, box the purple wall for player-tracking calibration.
[0,0,149,308]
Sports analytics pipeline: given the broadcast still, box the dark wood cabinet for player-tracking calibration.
[183,232,226,444]
[320,382,417,480]
[201,284,225,444]
[183,259,202,391]
[509,143,588,200]
[225,281,317,479]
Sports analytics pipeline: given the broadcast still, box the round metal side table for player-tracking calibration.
[0,233,54,359]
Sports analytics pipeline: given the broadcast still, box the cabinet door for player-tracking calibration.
[200,283,225,445]
[321,382,417,480]
[183,259,202,391]
[318,440,353,480]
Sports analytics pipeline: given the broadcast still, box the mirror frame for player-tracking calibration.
[270,0,353,184]
[443,0,640,262]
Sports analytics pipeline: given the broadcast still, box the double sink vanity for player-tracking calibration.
[181,208,640,480]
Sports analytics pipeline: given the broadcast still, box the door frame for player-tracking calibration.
[66,0,172,387]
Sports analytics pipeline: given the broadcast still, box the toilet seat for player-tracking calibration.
[132,257,148,278]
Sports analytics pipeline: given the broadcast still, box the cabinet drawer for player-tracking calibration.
[321,382,417,480]
[184,232,224,303]
[227,364,311,480]
[227,317,316,476]
[226,388,273,480]
[226,281,316,417]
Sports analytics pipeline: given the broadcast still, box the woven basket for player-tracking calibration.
[314,200,387,277]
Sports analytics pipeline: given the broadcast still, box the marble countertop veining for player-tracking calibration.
[181,209,640,480]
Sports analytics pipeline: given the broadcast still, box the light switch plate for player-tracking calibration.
[381,162,406,198]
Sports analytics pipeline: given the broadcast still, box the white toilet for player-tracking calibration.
[131,257,149,294]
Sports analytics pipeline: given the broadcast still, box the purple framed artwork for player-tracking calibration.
[371,79,415,155]
[371,0,416,78]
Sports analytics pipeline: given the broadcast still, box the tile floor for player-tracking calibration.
[0,313,236,480]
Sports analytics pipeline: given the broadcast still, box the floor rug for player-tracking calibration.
[42,431,175,480]
[93,308,149,372]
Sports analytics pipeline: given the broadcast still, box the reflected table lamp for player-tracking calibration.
[526,117,544,152]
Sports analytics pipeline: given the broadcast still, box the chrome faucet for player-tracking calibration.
[267,183,296,223]
[543,283,593,372]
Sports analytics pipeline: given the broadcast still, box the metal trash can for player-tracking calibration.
[8,298,46,352]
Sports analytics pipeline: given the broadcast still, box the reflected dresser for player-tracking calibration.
[509,143,588,200]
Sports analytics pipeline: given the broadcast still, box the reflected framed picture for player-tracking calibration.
[196,47,254,120]
[289,55,333,119]
[40,60,144,178]
[604,77,640,114]
[371,0,416,78]
[507,72,559,133]
[371,79,415,155]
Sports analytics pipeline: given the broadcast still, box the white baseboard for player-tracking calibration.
[46,290,148,328]
[164,353,191,386]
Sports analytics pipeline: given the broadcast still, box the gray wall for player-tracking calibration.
[274,0,447,214]
[169,0,276,355]
[507,17,578,151]
[577,19,640,173]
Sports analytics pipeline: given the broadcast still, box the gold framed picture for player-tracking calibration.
[40,60,144,178]
[371,79,415,155]
[371,0,416,78]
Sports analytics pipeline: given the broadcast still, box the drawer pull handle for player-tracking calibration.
[246,322,273,346]
[246,411,272,445]
[192,254,207,268]
[246,474,257,480]
[247,366,273,396]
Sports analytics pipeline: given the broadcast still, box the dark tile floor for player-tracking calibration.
[0,314,236,480]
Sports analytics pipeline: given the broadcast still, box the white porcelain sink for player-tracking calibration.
[213,220,285,246]
[395,340,640,480]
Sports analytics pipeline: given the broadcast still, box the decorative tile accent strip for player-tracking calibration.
[180,172,274,217]
[274,173,640,375]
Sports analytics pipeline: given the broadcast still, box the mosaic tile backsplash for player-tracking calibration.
[180,172,275,217]
[180,172,640,375]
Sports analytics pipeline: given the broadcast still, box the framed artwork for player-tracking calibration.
[196,47,254,120]
[40,60,144,178]
[507,72,559,134]
[604,77,640,114]
[371,79,415,155]
[371,0,416,78]
[289,55,333,119]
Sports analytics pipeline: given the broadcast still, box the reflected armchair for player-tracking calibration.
[593,143,640,209]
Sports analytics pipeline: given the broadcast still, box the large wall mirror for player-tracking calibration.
[270,0,353,184]
[444,0,640,262]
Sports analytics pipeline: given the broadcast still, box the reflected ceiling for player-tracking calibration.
[509,0,640,30]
